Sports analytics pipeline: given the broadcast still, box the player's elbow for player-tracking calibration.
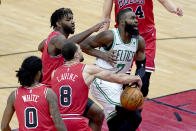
[38,45,43,52]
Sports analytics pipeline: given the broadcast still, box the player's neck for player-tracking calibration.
[28,81,40,89]
[65,58,80,66]
[55,28,69,38]
[118,27,132,43]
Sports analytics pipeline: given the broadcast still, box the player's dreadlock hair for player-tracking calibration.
[61,42,78,61]
[50,8,73,29]
[16,56,42,87]
[116,8,132,25]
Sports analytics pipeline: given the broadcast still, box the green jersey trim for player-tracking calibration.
[116,28,132,45]
[94,78,121,106]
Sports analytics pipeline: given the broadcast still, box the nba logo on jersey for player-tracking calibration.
[67,68,70,72]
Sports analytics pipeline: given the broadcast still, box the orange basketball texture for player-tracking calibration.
[120,87,144,111]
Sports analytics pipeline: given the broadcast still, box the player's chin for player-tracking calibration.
[71,30,75,34]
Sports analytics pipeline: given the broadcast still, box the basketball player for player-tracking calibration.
[101,0,183,99]
[51,42,142,131]
[80,8,146,130]
[38,8,112,131]
[1,56,67,131]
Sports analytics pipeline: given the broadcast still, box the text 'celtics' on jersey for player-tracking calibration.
[95,28,138,74]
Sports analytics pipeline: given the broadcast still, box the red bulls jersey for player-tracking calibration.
[14,84,56,131]
[41,31,65,85]
[51,63,88,117]
[114,0,154,34]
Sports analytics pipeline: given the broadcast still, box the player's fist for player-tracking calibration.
[175,7,183,16]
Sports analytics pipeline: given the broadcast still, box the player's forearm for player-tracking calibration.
[69,28,95,44]
[51,106,67,131]
[158,0,178,13]
[82,47,103,59]
[99,72,140,85]
[1,125,11,131]
[54,118,67,131]
[102,0,113,19]
[80,39,104,59]
[101,0,113,30]
[50,108,67,131]
[115,74,141,85]
[1,109,13,131]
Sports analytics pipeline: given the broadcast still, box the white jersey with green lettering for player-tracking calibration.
[90,28,138,119]
[95,28,138,73]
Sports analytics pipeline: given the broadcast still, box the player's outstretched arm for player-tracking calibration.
[1,91,15,131]
[84,65,142,88]
[46,88,67,131]
[101,0,113,31]
[158,0,183,16]
[80,30,117,65]
[68,20,107,43]
[50,21,108,50]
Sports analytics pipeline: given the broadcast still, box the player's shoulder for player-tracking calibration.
[138,35,145,43]
[98,30,113,38]
[50,34,66,43]
[7,90,16,104]
[96,30,114,44]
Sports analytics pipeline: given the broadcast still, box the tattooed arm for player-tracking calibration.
[46,88,67,131]
[1,91,15,131]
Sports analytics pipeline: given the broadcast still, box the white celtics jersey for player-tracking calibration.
[95,28,138,73]
[91,28,139,119]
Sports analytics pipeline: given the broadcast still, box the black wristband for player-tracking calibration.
[135,58,146,78]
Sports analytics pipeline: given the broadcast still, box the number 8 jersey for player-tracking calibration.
[95,28,138,74]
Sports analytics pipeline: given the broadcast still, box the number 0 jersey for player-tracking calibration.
[114,0,154,34]
[14,84,56,131]
[95,28,138,74]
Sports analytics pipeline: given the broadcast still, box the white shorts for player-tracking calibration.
[90,78,123,119]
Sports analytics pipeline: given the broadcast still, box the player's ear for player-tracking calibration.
[35,71,42,82]
[56,21,61,27]
[74,51,79,58]
[121,20,126,26]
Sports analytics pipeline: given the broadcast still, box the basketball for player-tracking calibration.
[120,86,144,111]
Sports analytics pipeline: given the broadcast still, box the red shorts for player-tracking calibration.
[128,27,156,73]
[63,116,92,131]
[141,27,156,72]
